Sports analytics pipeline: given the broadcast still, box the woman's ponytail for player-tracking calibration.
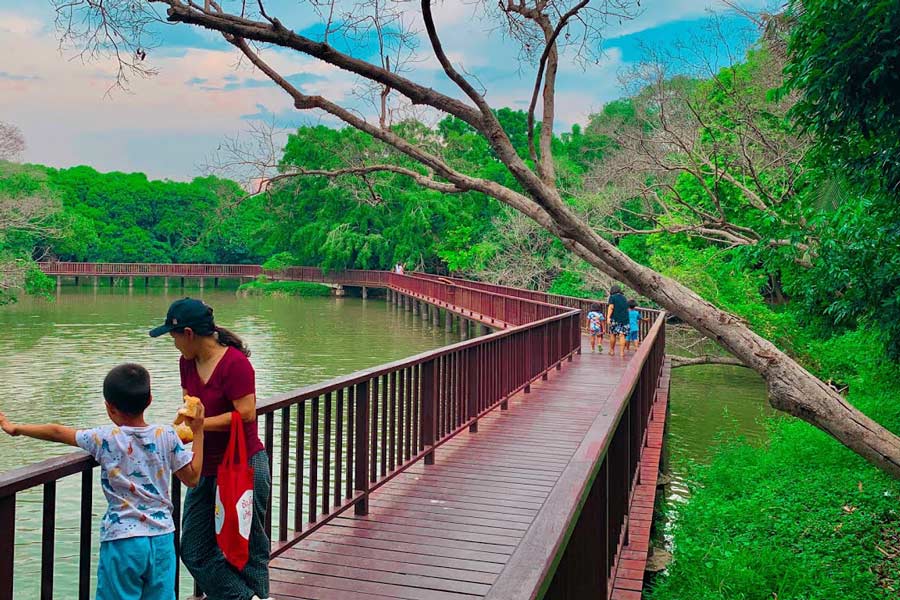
[215,325,251,357]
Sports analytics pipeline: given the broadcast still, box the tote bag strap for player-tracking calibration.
[222,411,248,468]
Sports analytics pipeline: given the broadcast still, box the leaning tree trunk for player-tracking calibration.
[560,229,900,477]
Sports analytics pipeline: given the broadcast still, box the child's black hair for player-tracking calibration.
[589,303,602,312]
[103,363,151,416]
[627,299,637,309]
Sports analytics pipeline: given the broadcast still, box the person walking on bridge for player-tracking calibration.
[150,298,273,600]
[606,285,630,357]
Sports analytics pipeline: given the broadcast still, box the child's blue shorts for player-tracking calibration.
[627,330,639,342]
[96,532,176,600]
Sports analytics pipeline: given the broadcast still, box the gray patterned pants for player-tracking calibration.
[182,451,271,600]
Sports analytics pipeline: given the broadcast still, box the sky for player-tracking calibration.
[0,0,771,181]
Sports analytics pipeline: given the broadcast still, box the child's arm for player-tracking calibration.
[175,404,205,488]
[0,411,78,446]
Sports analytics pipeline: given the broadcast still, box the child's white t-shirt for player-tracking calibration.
[76,424,193,542]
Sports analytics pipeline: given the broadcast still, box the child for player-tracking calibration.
[586,303,605,352]
[626,299,645,352]
[0,363,204,600]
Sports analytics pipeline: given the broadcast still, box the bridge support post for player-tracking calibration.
[74,276,79,286]
[199,277,205,290]
[421,361,437,465]
[93,276,98,289]
[56,276,61,291]
[432,304,439,326]
[128,277,134,290]
[180,277,185,288]
[480,324,490,336]
[109,276,114,287]
[362,286,368,299]
[460,317,468,340]
[144,276,149,288]
[214,277,219,289]
[353,380,370,515]
[163,277,168,290]
[445,309,452,332]
[412,299,420,316]
[421,302,428,321]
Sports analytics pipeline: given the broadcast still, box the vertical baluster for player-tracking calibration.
[370,377,380,483]
[263,413,275,540]
[468,347,479,432]
[389,370,397,472]
[78,470,92,600]
[354,381,370,515]
[412,365,420,454]
[308,397,319,522]
[40,481,56,600]
[346,387,354,500]
[380,374,389,477]
[279,407,290,541]
[0,493,14,600]
[334,389,344,506]
[323,393,332,514]
[294,402,305,531]
[405,368,413,459]
[421,361,437,464]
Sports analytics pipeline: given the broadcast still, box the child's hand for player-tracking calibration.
[184,403,205,435]
[0,411,19,436]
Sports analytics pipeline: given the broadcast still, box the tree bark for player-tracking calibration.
[670,355,749,369]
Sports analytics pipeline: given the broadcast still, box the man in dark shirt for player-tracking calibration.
[606,285,630,357]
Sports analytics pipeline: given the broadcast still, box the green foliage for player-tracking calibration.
[261,251,297,271]
[648,334,900,600]
[237,280,331,297]
[786,0,900,190]
[23,267,54,300]
[782,1,900,358]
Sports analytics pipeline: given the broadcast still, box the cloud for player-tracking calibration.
[0,2,759,180]
[0,71,41,81]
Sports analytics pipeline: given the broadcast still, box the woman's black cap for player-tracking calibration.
[149,297,215,337]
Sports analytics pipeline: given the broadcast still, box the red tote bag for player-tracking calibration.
[215,411,255,570]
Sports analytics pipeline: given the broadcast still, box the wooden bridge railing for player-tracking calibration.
[488,309,667,599]
[0,268,592,600]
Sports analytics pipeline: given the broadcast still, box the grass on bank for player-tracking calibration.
[648,331,900,600]
[237,279,332,297]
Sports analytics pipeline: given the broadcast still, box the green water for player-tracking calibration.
[663,363,773,529]
[1,288,456,598]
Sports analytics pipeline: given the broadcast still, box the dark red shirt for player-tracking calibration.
[180,346,265,476]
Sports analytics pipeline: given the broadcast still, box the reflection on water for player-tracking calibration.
[666,364,772,502]
[2,287,455,598]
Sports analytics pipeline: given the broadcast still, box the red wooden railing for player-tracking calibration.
[10,264,666,600]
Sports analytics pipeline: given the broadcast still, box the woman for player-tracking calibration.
[606,285,630,357]
[149,298,272,600]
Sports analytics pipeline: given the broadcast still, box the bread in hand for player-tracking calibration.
[174,422,194,444]
[174,395,202,425]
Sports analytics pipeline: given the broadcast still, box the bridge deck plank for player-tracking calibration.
[270,340,633,598]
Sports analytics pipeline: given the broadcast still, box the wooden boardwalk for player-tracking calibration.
[268,342,636,600]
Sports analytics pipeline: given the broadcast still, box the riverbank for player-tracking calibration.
[648,330,900,599]
[237,279,331,297]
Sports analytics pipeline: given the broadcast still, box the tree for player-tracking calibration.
[784,0,900,359]
[54,0,900,477]
[0,121,26,162]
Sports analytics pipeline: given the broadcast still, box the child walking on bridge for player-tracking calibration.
[0,363,205,600]
[586,303,605,352]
